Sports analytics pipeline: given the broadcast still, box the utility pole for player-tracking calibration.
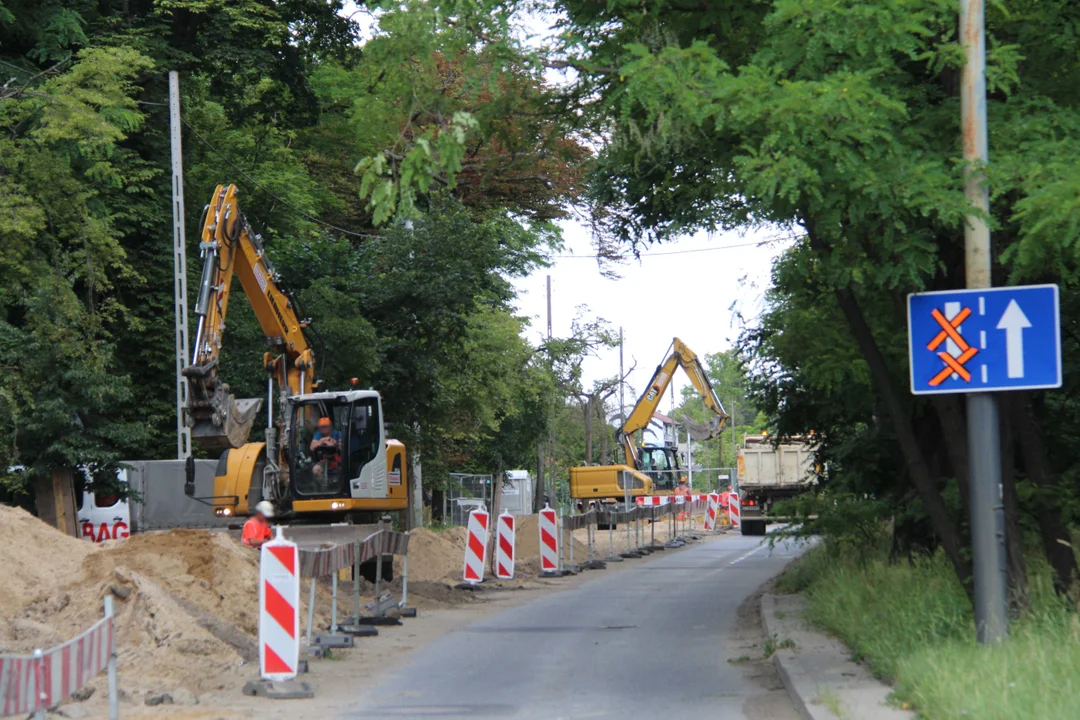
[619,327,625,427]
[731,398,737,493]
[169,71,192,461]
[960,0,1007,644]
[539,275,553,510]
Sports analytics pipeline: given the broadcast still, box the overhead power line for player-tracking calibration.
[554,239,778,259]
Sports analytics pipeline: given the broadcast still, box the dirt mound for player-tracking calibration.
[0,505,98,616]
[515,515,588,563]
[0,518,335,698]
[397,519,591,585]
[399,528,462,583]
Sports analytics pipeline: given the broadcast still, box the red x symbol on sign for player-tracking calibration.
[927,307,978,386]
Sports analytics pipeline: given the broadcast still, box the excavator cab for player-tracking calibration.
[639,445,681,492]
[286,390,388,504]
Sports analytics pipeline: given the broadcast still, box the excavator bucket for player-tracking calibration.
[190,395,263,450]
[183,362,264,450]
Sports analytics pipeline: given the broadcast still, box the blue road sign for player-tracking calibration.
[908,284,1061,395]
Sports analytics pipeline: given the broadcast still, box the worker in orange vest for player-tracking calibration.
[674,477,691,520]
[242,501,274,548]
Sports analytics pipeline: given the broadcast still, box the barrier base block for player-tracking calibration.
[604,556,624,563]
[336,624,380,637]
[400,607,418,618]
[582,560,607,570]
[298,660,309,674]
[354,616,402,627]
[314,634,354,648]
[455,582,484,591]
[242,679,314,700]
[539,570,566,578]
[619,552,642,559]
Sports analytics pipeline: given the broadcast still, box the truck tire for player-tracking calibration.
[747,519,767,536]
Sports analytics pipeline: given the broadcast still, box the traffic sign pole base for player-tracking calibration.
[400,607,418,618]
[336,624,379,637]
[582,560,607,570]
[604,555,624,563]
[619,551,642,559]
[242,679,314,700]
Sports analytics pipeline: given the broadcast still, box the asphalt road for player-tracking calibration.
[344,530,802,719]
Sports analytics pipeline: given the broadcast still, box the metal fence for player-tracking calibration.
[442,473,494,526]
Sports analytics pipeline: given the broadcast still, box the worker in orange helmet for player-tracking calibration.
[674,477,691,521]
[242,501,274,548]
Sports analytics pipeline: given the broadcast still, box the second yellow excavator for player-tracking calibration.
[569,338,728,502]
[182,184,408,523]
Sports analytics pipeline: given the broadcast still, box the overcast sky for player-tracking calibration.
[512,221,792,410]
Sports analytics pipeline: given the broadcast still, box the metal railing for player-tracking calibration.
[442,473,494,526]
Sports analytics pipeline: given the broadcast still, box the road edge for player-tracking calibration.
[760,593,915,720]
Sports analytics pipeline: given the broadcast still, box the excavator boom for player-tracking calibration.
[183,184,314,450]
[618,338,728,467]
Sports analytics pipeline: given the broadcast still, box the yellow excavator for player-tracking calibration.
[182,184,408,522]
[570,338,728,502]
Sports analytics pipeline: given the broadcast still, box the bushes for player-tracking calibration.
[783,541,1079,719]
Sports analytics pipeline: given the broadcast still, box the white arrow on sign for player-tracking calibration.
[996,299,1032,379]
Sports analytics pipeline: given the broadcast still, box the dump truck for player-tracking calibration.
[736,435,817,536]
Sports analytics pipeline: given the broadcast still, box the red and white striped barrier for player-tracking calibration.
[260,528,300,681]
[538,505,559,574]
[728,492,741,530]
[1,598,117,718]
[495,511,515,580]
[462,505,489,584]
[704,492,720,531]
[635,496,670,506]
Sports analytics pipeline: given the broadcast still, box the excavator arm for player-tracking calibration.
[618,338,728,467]
[183,184,315,450]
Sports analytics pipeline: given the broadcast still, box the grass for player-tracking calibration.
[779,541,1080,719]
[814,687,847,719]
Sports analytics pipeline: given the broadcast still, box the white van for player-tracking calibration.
[77,478,131,542]
[76,460,229,543]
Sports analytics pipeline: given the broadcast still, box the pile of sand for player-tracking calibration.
[394,517,591,585]
[398,528,463,583]
[515,514,589,564]
[0,505,98,616]
[0,508,334,698]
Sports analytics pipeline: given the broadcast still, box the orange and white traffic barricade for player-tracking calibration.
[538,504,560,575]
[1,596,119,720]
[495,511,515,580]
[729,492,741,530]
[462,504,490,585]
